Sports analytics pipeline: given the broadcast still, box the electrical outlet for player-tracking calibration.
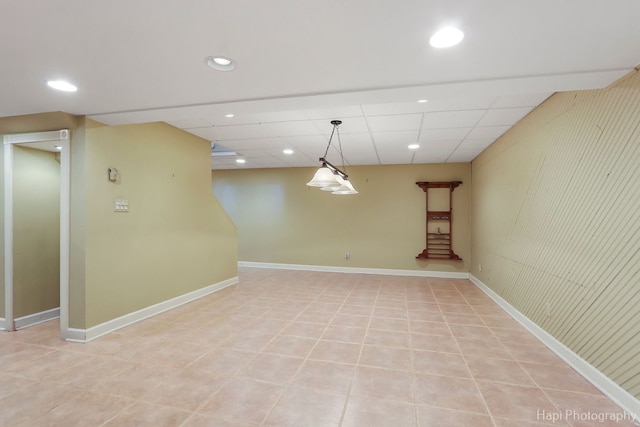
[545,302,551,317]
[344,252,350,259]
[478,264,482,272]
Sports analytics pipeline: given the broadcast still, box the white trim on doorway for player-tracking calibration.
[3,130,70,339]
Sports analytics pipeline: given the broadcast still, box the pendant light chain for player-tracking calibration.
[322,123,337,159]
[336,124,347,177]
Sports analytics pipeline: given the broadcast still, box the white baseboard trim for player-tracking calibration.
[0,317,7,331]
[15,307,60,330]
[65,276,239,343]
[469,274,640,419]
[63,328,88,343]
[238,261,470,279]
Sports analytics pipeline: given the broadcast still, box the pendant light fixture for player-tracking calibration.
[306,120,358,195]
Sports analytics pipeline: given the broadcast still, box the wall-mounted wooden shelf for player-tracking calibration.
[416,181,462,260]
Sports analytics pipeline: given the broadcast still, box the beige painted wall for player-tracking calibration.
[213,163,470,273]
[12,146,60,318]
[471,71,640,398]
[81,120,238,327]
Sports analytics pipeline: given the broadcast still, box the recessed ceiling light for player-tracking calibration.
[225,113,235,118]
[47,80,78,92]
[429,27,464,48]
[283,149,294,155]
[205,56,236,71]
[408,144,420,149]
[417,99,428,103]
[236,158,246,164]
[213,57,231,66]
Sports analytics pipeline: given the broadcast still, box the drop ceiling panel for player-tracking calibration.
[421,110,486,129]
[221,138,287,151]
[466,125,511,139]
[211,124,280,140]
[344,153,380,166]
[446,149,484,162]
[216,110,310,126]
[476,107,534,127]
[412,150,450,164]
[4,2,639,170]
[371,131,420,146]
[365,114,423,132]
[304,106,364,120]
[457,138,495,150]
[290,137,337,153]
[418,128,471,142]
[361,102,432,116]
[266,121,321,137]
[420,140,463,150]
[377,150,415,165]
[422,96,498,112]
[312,117,369,134]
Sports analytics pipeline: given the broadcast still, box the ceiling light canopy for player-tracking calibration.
[429,26,464,48]
[306,120,358,195]
[205,56,236,71]
[283,149,294,155]
[46,80,78,92]
[408,144,420,149]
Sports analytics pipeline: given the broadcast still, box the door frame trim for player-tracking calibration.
[3,130,70,338]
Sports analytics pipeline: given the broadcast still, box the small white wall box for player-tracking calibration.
[108,167,119,182]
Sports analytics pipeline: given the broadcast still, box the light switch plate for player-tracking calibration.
[114,199,129,212]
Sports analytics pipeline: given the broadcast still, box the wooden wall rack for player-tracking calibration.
[416,181,462,260]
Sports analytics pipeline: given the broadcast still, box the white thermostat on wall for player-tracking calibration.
[108,167,119,182]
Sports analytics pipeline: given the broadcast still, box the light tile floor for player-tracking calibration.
[0,267,636,426]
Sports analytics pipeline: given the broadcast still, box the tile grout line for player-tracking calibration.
[260,280,360,427]
[442,282,498,427]
[336,279,378,427]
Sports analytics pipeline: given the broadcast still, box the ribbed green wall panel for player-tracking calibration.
[472,70,640,399]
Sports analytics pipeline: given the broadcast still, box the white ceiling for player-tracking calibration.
[2,1,639,170]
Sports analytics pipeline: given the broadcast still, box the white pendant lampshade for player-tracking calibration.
[332,178,358,195]
[307,120,358,195]
[321,175,345,191]
[306,166,341,187]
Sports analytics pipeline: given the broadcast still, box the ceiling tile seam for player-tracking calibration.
[443,119,488,163]
[487,96,501,109]
[213,116,366,129]
[415,112,426,142]
[361,105,382,165]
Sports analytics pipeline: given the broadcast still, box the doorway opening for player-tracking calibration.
[3,130,70,339]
